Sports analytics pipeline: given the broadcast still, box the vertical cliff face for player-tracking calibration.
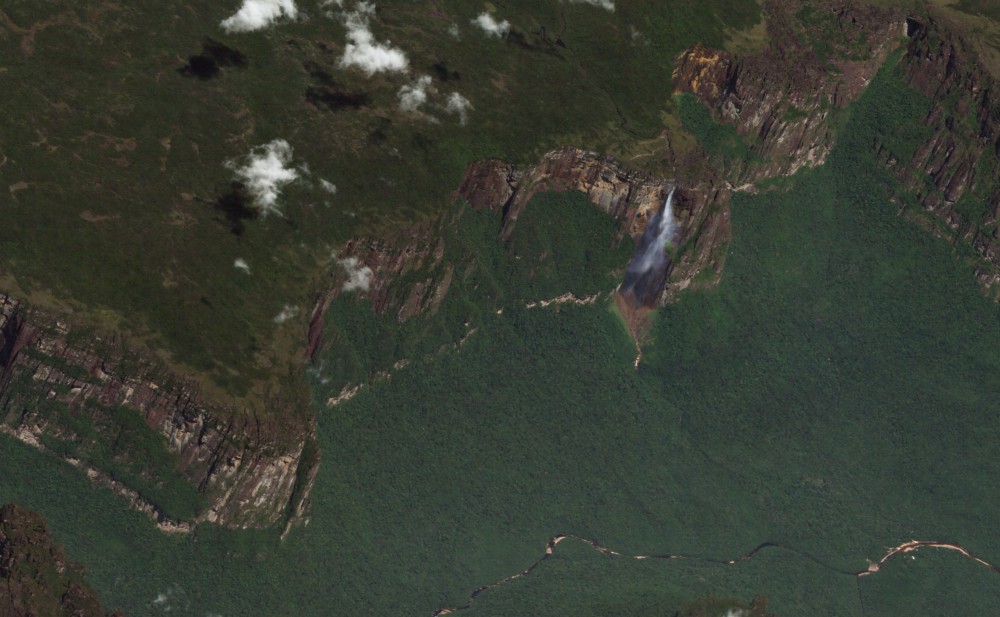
[310,148,712,334]
[456,148,733,305]
[309,3,1000,387]
[0,295,318,531]
[674,0,904,180]
[307,146,733,377]
[0,503,124,617]
[888,21,1000,294]
[672,2,1000,297]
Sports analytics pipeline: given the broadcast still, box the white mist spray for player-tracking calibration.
[627,188,677,275]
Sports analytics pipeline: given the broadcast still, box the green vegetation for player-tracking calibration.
[954,0,1000,23]
[1,371,203,521]
[849,53,934,167]
[320,191,632,392]
[953,153,997,222]
[0,50,999,617]
[0,0,761,400]
[677,93,758,168]
[505,191,634,300]
[796,4,874,66]
[0,504,112,617]
[3,4,1000,617]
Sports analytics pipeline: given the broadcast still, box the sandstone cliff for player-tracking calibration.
[674,3,1000,297]
[0,295,318,531]
[673,0,904,180]
[305,145,734,386]
[890,19,1000,295]
[309,146,731,349]
[455,147,732,304]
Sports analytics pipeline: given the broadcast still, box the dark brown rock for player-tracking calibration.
[673,0,904,180]
[0,295,318,531]
[0,503,120,617]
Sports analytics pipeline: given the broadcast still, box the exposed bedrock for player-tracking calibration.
[0,295,318,531]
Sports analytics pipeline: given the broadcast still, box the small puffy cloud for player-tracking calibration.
[220,0,298,33]
[471,12,509,38]
[225,139,300,216]
[319,179,337,194]
[447,23,460,39]
[396,76,471,125]
[274,304,300,323]
[234,258,251,273]
[339,257,373,292]
[319,0,343,18]
[444,92,472,125]
[566,0,614,11]
[339,2,408,75]
[398,75,436,112]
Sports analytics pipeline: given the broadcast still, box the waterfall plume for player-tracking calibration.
[619,188,677,307]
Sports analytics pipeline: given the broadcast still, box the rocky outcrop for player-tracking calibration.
[307,147,731,382]
[673,0,904,179]
[888,20,1000,295]
[306,226,452,364]
[0,503,124,617]
[672,2,1000,297]
[0,295,318,530]
[456,148,732,305]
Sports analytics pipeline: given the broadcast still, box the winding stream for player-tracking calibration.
[432,535,1000,616]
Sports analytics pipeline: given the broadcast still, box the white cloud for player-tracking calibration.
[471,12,509,38]
[274,304,300,323]
[220,0,298,33]
[319,0,343,18]
[234,258,251,274]
[566,0,614,11]
[225,139,300,217]
[444,92,472,125]
[447,23,460,39]
[397,75,471,124]
[319,179,337,194]
[339,2,408,75]
[398,75,436,112]
[338,257,373,292]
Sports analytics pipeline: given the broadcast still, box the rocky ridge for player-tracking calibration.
[318,145,734,325]
[323,1,916,342]
[891,20,1000,295]
[7,0,998,541]
[673,2,1000,296]
[673,0,904,180]
[0,295,318,531]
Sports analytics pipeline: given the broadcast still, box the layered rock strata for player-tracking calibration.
[673,0,904,180]
[0,295,318,530]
